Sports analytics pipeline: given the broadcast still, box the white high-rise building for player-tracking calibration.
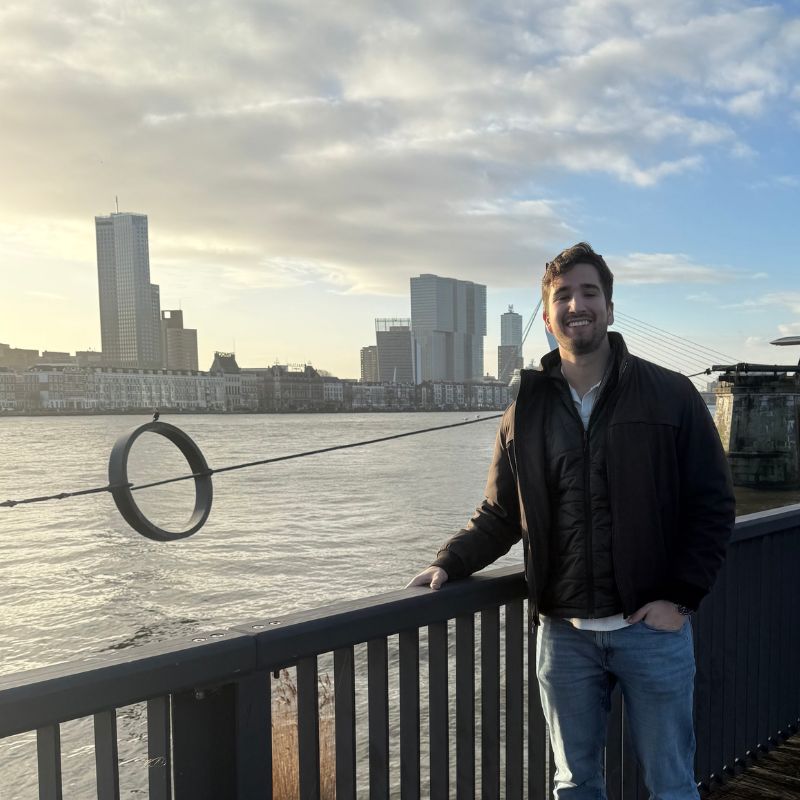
[410,274,486,382]
[95,212,162,369]
[501,305,523,346]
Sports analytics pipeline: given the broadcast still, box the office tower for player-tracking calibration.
[95,211,162,368]
[498,304,524,383]
[375,318,419,384]
[161,310,199,371]
[360,345,379,382]
[410,275,486,382]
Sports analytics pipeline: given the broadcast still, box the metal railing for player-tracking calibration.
[1,504,799,799]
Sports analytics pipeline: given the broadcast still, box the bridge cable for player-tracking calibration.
[0,412,504,510]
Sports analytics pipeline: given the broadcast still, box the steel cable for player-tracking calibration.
[0,412,504,510]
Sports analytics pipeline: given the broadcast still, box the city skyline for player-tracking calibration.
[2,2,800,378]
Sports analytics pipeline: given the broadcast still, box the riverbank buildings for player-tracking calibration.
[95,212,162,369]
[410,275,486,382]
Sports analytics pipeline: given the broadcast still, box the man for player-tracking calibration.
[409,243,735,799]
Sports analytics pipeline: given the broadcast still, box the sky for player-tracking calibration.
[2,0,800,379]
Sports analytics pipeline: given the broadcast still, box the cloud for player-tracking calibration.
[777,322,800,335]
[686,291,715,302]
[724,292,800,315]
[615,252,734,285]
[750,272,768,279]
[0,0,799,302]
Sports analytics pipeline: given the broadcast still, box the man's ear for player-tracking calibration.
[543,310,553,333]
[607,301,614,326]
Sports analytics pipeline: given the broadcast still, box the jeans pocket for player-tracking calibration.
[640,620,684,633]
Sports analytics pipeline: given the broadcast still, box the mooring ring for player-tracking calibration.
[108,421,213,541]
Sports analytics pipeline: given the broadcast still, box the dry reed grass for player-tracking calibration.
[271,669,336,799]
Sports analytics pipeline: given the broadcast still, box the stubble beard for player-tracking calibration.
[556,319,609,356]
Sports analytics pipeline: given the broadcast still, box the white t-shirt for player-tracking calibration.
[562,372,629,631]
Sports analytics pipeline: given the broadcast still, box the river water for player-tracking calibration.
[0,412,797,796]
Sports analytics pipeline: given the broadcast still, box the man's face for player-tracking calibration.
[543,263,613,356]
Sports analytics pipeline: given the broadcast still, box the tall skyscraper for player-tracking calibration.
[161,310,199,371]
[375,318,419,384]
[360,345,379,382]
[410,275,486,382]
[95,211,162,368]
[498,304,524,382]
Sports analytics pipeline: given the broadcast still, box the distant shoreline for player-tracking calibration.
[0,406,510,418]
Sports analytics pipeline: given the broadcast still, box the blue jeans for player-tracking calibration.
[536,615,699,800]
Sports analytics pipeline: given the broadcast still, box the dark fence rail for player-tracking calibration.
[1,505,799,799]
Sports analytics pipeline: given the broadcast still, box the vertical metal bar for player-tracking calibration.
[721,560,737,774]
[548,736,556,800]
[297,656,321,800]
[757,535,771,749]
[606,687,622,800]
[785,528,796,732]
[456,614,475,798]
[621,695,640,800]
[428,622,449,800]
[481,607,501,800]
[236,672,271,800]
[745,539,761,755]
[505,600,524,800]
[528,616,546,800]
[767,534,782,740]
[777,532,791,737]
[733,544,748,761]
[793,526,800,728]
[334,647,357,800]
[94,709,120,800]
[147,696,172,800]
[36,724,63,800]
[709,576,726,780]
[399,629,420,800]
[368,637,390,800]
[694,594,712,784]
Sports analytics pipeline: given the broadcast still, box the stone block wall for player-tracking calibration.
[714,376,800,489]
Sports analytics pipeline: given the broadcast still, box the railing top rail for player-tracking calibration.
[732,502,800,542]
[0,564,526,738]
[232,563,526,671]
[1,507,799,739]
[0,631,255,739]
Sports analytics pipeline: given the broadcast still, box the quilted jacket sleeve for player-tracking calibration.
[431,406,523,578]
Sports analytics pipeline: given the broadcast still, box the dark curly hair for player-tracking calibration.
[541,242,613,307]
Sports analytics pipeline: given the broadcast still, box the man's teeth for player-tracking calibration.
[567,319,591,327]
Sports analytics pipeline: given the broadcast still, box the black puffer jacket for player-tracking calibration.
[432,333,735,622]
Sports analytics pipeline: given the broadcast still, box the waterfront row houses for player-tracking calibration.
[0,363,510,413]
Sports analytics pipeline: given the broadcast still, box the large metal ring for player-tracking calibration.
[108,421,213,541]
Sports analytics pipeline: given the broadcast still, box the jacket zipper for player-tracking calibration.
[567,358,621,619]
[583,426,594,617]
[606,358,630,613]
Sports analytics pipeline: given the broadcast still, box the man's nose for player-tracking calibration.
[568,295,584,312]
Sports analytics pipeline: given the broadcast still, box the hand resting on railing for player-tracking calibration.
[405,566,449,590]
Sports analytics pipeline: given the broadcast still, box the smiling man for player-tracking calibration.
[409,243,735,799]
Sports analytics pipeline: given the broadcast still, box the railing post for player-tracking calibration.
[172,674,270,800]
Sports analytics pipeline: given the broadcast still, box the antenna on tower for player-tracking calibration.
[115,196,119,213]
